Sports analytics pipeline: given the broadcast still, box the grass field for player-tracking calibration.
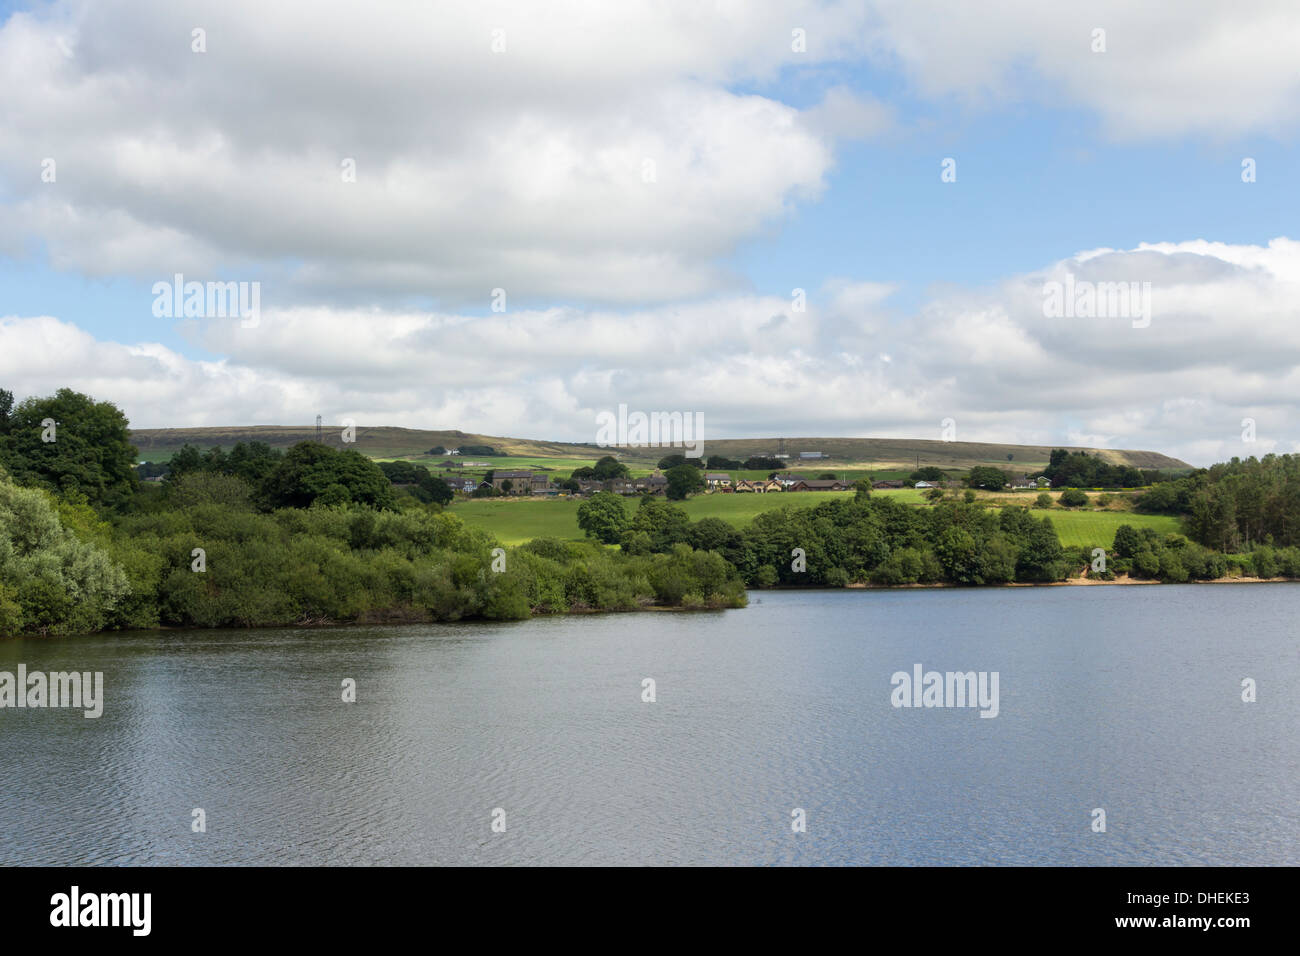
[1041,509,1182,548]
[447,490,1184,547]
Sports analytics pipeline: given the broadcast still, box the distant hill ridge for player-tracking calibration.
[127,425,1192,472]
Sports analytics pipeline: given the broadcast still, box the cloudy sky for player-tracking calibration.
[2,0,1299,465]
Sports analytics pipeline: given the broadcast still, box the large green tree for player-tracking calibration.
[260,442,395,510]
[0,389,138,509]
[576,491,629,543]
[665,464,705,500]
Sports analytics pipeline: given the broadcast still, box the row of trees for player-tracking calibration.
[579,491,1072,587]
[1135,454,1300,550]
[0,463,745,635]
[1042,449,1164,489]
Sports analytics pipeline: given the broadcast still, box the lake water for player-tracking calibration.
[1,585,1296,865]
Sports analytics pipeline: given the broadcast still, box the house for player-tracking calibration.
[734,478,781,493]
[704,472,733,491]
[914,481,934,489]
[802,479,848,491]
[872,480,905,489]
[1035,476,1052,488]
[529,474,553,494]
[459,478,478,493]
[773,473,806,487]
[634,472,669,495]
[491,470,536,494]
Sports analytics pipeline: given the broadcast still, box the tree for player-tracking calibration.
[666,464,705,500]
[658,453,704,471]
[0,388,13,432]
[591,455,630,480]
[0,388,138,509]
[853,479,872,502]
[417,474,454,506]
[627,497,692,551]
[924,487,945,503]
[166,471,254,510]
[963,489,977,503]
[260,442,395,510]
[1034,492,1053,509]
[1112,524,1142,559]
[965,466,1009,490]
[1058,488,1089,508]
[1017,517,1065,581]
[576,491,628,543]
[0,473,129,634]
[909,466,945,482]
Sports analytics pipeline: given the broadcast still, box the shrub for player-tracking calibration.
[1058,488,1089,508]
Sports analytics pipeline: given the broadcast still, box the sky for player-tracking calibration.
[2,0,1300,466]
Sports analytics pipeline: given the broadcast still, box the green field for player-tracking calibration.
[447,490,1184,547]
[1040,509,1182,548]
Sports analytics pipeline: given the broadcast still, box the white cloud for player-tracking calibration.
[0,0,879,304]
[865,0,1300,139]
[5,239,1300,466]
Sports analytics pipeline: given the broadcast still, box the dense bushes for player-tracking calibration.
[0,468,746,635]
[609,494,1072,588]
[0,473,129,634]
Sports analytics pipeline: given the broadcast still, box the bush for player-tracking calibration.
[1058,488,1089,508]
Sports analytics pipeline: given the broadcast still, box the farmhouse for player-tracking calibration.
[872,480,905,489]
[801,479,848,491]
[633,472,669,495]
[773,473,805,487]
[704,472,733,491]
[734,478,782,493]
[787,479,848,492]
[490,470,536,494]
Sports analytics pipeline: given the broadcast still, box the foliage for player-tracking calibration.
[260,442,395,510]
[0,388,138,509]
[965,466,1010,490]
[576,491,629,543]
[1058,488,1089,508]
[666,463,705,500]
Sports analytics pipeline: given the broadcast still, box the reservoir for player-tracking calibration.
[1,585,1296,865]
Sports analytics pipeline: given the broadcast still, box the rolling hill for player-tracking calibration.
[127,425,1192,472]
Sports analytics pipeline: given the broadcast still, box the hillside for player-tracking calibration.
[127,426,1191,472]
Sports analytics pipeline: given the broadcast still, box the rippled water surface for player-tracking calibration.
[1,585,1296,865]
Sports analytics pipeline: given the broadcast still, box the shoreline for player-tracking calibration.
[4,575,1293,640]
